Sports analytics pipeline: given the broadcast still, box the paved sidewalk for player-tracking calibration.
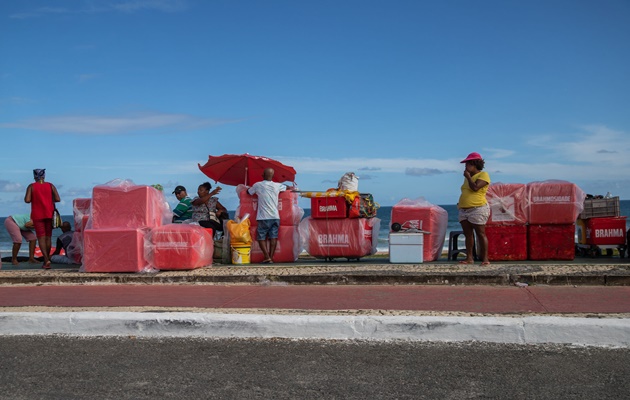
[2,257,630,286]
[2,284,630,314]
[2,257,630,346]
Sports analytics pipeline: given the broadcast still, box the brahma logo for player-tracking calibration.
[317,233,350,247]
[532,196,571,203]
[595,228,624,238]
[318,205,338,212]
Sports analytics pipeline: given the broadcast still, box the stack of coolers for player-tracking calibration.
[486,183,528,261]
[576,196,626,256]
[81,180,213,272]
[526,180,585,260]
[299,193,380,260]
[388,198,448,263]
[235,184,303,263]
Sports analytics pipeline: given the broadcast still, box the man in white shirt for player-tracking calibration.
[247,168,287,263]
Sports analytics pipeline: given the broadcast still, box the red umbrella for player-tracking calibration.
[198,153,297,186]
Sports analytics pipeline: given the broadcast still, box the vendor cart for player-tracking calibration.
[576,217,627,258]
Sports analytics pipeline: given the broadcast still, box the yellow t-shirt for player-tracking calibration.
[458,171,490,208]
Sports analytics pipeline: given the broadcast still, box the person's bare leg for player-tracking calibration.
[473,224,489,264]
[459,220,475,264]
[269,238,278,262]
[39,236,51,267]
[258,239,271,262]
[11,243,21,265]
[28,240,37,263]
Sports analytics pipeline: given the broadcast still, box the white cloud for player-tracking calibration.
[526,125,630,167]
[0,180,24,193]
[10,0,188,18]
[0,112,240,135]
[77,73,100,83]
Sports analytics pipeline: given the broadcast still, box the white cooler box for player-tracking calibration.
[389,232,424,263]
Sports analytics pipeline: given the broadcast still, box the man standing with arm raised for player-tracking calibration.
[247,168,287,263]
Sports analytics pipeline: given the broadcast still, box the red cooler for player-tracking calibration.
[249,225,300,263]
[148,224,214,270]
[527,181,586,224]
[310,196,347,219]
[83,228,149,272]
[73,198,91,232]
[390,199,447,261]
[487,183,527,225]
[486,225,527,261]
[91,184,166,229]
[527,224,575,260]
[300,217,380,259]
[577,217,627,246]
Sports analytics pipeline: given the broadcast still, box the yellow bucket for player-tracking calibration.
[231,245,251,265]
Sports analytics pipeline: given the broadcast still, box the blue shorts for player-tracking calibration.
[256,219,280,240]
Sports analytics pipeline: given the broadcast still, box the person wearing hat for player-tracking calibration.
[24,168,60,269]
[171,185,193,223]
[457,152,491,266]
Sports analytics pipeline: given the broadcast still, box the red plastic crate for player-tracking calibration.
[486,225,527,261]
[310,197,347,219]
[236,188,303,226]
[527,224,575,261]
[83,228,148,273]
[577,217,627,246]
[527,181,585,224]
[299,217,379,259]
[249,225,300,263]
[148,224,214,270]
[390,201,448,261]
[487,183,527,225]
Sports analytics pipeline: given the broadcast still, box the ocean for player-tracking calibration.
[2,201,630,258]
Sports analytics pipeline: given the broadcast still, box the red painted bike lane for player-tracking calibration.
[1,285,630,314]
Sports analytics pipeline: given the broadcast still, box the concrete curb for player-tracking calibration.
[1,273,630,286]
[1,312,629,347]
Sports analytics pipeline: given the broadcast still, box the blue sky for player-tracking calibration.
[1,0,629,216]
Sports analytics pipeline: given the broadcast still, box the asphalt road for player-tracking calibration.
[1,336,629,399]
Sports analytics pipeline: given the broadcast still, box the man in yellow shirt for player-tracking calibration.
[457,152,491,265]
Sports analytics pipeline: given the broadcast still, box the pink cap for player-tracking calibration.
[460,152,483,163]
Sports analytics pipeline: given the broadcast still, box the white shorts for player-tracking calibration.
[458,204,490,225]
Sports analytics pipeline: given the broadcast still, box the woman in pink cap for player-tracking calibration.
[457,152,490,265]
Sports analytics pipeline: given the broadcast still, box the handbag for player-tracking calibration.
[205,204,221,224]
[50,185,62,228]
[52,208,62,229]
